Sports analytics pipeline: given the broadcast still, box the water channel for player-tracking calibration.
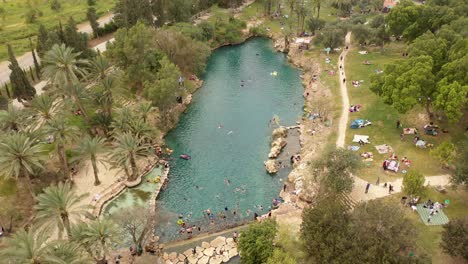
[104,38,304,243]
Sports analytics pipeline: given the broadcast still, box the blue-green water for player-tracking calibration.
[155,38,304,241]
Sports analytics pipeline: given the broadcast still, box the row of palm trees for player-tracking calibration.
[0,183,118,263]
[0,43,162,263]
[0,44,161,198]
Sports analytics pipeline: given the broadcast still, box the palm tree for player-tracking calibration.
[110,132,150,181]
[128,118,157,141]
[34,182,89,239]
[45,241,92,264]
[71,220,118,263]
[0,226,50,263]
[137,102,155,123]
[74,135,109,186]
[43,116,80,182]
[41,44,90,122]
[90,55,112,80]
[30,94,58,126]
[0,133,47,197]
[0,103,27,132]
[110,106,136,134]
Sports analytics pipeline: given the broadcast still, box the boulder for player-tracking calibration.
[187,255,198,264]
[196,246,204,253]
[204,247,215,257]
[202,241,211,249]
[228,248,238,258]
[163,252,169,260]
[210,236,226,248]
[198,256,210,264]
[222,254,230,263]
[184,249,194,257]
[178,254,186,262]
[272,127,287,139]
[226,238,234,244]
[209,255,223,264]
[169,252,178,261]
[268,137,287,158]
[264,159,278,174]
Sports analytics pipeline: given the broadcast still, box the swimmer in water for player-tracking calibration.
[218,124,223,129]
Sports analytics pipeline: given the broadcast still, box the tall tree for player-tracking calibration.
[301,195,351,263]
[29,37,41,78]
[63,17,91,57]
[0,227,50,264]
[369,56,437,117]
[43,116,80,182]
[112,206,150,250]
[35,182,89,239]
[402,170,426,197]
[41,44,90,122]
[0,133,47,197]
[238,220,277,264]
[348,200,423,263]
[44,241,92,264]
[0,103,27,132]
[109,132,150,181]
[30,94,57,125]
[87,7,100,38]
[167,0,192,22]
[7,44,36,102]
[440,217,468,261]
[311,148,360,196]
[74,135,109,186]
[152,0,166,27]
[143,57,183,112]
[71,220,118,263]
[114,0,154,28]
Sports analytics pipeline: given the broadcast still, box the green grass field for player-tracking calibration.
[0,0,116,61]
[382,188,468,264]
[344,41,464,183]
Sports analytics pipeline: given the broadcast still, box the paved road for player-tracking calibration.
[0,14,114,87]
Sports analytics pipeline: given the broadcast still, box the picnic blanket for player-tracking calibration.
[403,128,417,135]
[348,145,360,151]
[387,160,399,172]
[352,135,370,143]
[416,140,426,148]
[416,204,449,226]
[375,144,393,154]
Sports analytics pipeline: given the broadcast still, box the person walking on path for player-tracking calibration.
[365,183,371,193]
[396,120,401,129]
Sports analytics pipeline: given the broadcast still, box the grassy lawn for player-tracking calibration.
[344,42,464,183]
[381,188,468,264]
[0,0,116,61]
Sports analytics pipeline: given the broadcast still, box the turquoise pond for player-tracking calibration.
[104,38,304,242]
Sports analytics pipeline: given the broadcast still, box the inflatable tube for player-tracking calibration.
[177,219,184,225]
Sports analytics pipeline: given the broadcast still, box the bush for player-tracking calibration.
[50,0,61,12]
[238,220,277,264]
[25,9,37,24]
[402,170,426,197]
[249,26,268,36]
[87,0,96,6]
[430,141,456,167]
[97,21,119,36]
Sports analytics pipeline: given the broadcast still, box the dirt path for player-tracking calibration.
[336,32,352,148]
[0,13,114,87]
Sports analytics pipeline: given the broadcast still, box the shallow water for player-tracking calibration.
[155,38,304,242]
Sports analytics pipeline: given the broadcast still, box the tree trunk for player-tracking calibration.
[425,103,433,119]
[129,153,138,181]
[65,72,90,124]
[22,168,36,198]
[61,212,72,238]
[317,3,321,19]
[58,143,72,182]
[91,155,101,186]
